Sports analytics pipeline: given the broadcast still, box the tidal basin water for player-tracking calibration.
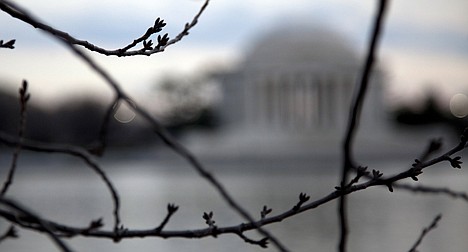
[1,150,468,252]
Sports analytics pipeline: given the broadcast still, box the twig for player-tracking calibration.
[1,80,30,196]
[0,132,122,233]
[0,0,209,57]
[237,232,269,248]
[118,17,167,53]
[1,0,464,251]
[0,225,17,243]
[0,132,464,244]
[133,104,289,251]
[154,204,179,233]
[408,214,442,252]
[338,1,389,251]
[395,183,468,202]
[0,197,73,252]
[88,97,119,156]
[0,39,15,49]
[0,1,288,250]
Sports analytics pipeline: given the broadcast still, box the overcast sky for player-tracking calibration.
[1,0,467,108]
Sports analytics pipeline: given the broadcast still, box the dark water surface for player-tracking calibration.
[1,150,468,252]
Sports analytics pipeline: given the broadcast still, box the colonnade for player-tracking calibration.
[242,70,356,133]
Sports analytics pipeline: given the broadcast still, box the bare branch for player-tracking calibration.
[154,204,179,233]
[0,39,15,49]
[118,17,167,53]
[0,131,464,245]
[0,132,122,233]
[1,80,30,196]
[0,1,288,250]
[395,183,468,202]
[1,0,466,251]
[408,214,442,252]
[338,1,389,251]
[237,232,269,249]
[0,197,73,252]
[0,225,18,243]
[0,0,209,57]
[88,97,119,156]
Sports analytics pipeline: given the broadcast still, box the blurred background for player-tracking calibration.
[0,0,468,251]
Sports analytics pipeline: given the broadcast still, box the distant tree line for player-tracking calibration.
[0,84,218,149]
[1,1,467,252]
[392,92,468,137]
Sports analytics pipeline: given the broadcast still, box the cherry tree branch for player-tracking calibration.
[0,131,122,233]
[1,80,30,196]
[395,183,468,202]
[0,39,15,49]
[408,214,442,252]
[0,197,73,252]
[338,1,389,251]
[0,0,209,57]
[0,129,465,245]
[0,1,288,250]
[1,0,467,251]
[0,225,17,243]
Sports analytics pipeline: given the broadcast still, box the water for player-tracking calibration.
[1,150,468,252]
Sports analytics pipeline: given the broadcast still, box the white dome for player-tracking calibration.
[243,25,358,71]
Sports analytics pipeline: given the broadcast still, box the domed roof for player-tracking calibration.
[243,25,359,71]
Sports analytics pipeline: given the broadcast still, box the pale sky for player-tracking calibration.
[1,0,467,109]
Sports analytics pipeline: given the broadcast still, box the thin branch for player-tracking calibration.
[0,0,209,57]
[1,80,30,196]
[161,0,210,52]
[0,1,288,250]
[0,132,122,233]
[236,232,269,249]
[0,197,73,252]
[0,39,15,49]
[0,133,465,244]
[350,137,465,197]
[118,17,167,53]
[408,214,442,252]
[1,1,463,251]
[88,97,119,156]
[135,103,290,251]
[338,1,389,251]
[395,183,468,202]
[154,204,179,233]
[0,225,17,243]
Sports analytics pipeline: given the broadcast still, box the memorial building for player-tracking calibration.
[187,25,395,159]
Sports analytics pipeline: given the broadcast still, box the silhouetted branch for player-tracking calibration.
[118,17,167,53]
[0,39,15,49]
[0,132,122,233]
[154,204,179,233]
[352,129,467,191]
[339,0,389,251]
[350,137,467,200]
[0,130,465,245]
[1,80,30,196]
[1,0,467,251]
[0,0,209,57]
[129,103,287,251]
[0,1,289,250]
[408,214,442,252]
[0,197,73,252]
[88,97,119,156]
[395,183,468,202]
[237,232,269,248]
[0,225,17,243]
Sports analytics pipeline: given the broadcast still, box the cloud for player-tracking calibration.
[382,0,468,57]
[1,0,467,103]
[389,0,468,33]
